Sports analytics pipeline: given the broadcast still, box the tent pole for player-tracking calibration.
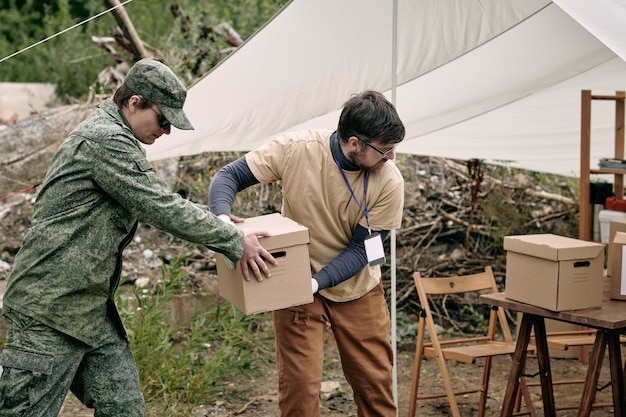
[391,0,399,414]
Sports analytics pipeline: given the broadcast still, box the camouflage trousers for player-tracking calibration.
[0,307,145,417]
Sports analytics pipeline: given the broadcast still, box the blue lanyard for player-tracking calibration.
[334,159,371,233]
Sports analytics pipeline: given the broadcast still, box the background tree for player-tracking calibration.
[0,0,289,100]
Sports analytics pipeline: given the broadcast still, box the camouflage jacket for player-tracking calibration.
[4,99,244,346]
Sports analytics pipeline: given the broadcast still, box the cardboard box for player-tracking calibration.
[504,234,604,311]
[215,213,313,314]
[609,232,626,300]
[607,217,626,276]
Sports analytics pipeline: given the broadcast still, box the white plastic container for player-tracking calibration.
[599,209,626,243]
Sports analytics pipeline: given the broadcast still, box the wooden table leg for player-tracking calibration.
[606,331,625,417]
[532,316,556,417]
[577,330,607,417]
[501,314,533,417]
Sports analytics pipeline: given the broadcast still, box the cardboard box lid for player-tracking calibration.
[612,217,626,227]
[503,234,604,261]
[235,213,309,250]
[614,231,626,244]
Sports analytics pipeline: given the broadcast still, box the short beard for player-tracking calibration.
[346,150,363,168]
[347,150,384,172]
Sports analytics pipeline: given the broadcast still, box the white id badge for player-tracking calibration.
[364,233,385,266]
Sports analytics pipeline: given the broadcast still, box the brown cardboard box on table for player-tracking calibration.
[503,234,604,311]
[607,217,626,277]
[215,213,313,314]
[610,232,626,300]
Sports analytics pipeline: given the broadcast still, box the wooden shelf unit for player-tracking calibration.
[579,90,626,241]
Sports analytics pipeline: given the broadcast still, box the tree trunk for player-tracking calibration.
[104,0,149,62]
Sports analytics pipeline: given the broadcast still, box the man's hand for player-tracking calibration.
[240,229,277,282]
[217,213,245,225]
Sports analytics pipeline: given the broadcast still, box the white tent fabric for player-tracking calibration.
[553,0,626,63]
[147,0,626,179]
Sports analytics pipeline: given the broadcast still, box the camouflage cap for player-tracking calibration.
[125,59,194,130]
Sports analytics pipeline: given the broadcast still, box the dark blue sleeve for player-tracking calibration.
[313,224,389,290]
[208,156,259,215]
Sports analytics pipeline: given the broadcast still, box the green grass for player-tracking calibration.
[117,253,274,416]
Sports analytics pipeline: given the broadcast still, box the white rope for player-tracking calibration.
[0,0,135,65]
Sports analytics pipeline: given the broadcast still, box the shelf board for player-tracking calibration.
[590,169,626,175]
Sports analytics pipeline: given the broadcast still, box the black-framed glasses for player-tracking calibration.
[149,106,171,129]
[357,136,397,159]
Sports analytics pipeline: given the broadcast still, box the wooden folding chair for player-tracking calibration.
[408,266,536,417]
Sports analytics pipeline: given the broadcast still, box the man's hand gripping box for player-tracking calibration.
[215,213,313,314]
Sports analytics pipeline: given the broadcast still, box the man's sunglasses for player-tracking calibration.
[149,106,171,129]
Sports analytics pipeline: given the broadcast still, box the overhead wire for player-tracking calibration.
[0,0,135,65]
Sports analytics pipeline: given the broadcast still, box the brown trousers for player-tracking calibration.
[273,283,396,417]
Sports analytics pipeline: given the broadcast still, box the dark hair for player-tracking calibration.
[337,90,405,145]
[112,83,152,109]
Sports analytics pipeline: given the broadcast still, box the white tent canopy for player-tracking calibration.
[147,0,626,178]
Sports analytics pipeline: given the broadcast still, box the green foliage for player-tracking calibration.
[489,163,579,195]
[0,0,288,99]
[458,303,489,333]
[162,0,289,80]
[117,253,274,415]
[480,185,536,245]
[482,164,579,252]
[0,0,113,99]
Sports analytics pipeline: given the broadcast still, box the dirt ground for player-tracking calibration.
[59,337,618,417]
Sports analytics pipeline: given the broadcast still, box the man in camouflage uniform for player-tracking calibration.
[0,59,275,416]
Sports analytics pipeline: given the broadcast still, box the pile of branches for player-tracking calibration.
[388,155,579,318]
